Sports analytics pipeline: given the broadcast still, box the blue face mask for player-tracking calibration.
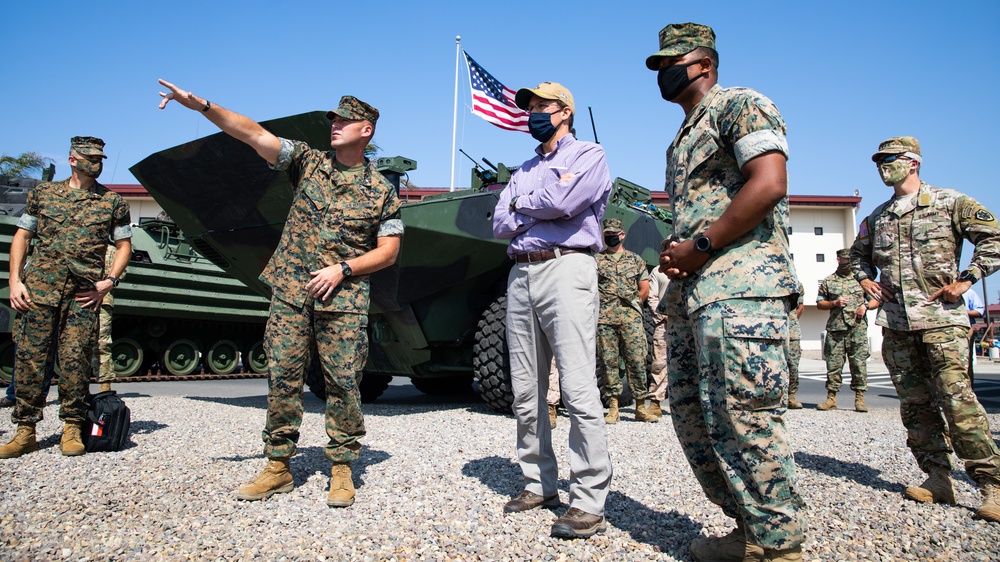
[528,112,557,143]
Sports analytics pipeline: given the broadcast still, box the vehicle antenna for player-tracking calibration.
[588,106,599,145]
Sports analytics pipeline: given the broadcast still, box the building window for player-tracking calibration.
[787,226,793,234]
[816,254,825,262]
[814,227,824,235]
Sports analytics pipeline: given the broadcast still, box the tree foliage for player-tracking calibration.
[0,152,54,179]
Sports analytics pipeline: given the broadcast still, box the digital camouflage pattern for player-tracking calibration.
[597,249,649,401]
[657,84,795,317]
[647,269,669,401]
[818,269,870,391]
[818,271,868,332]
[883,326,1000,484]
[326,95,380,125]
[666,298,805,549]
[70,136,108,158]
[787,282,803,397]
[260,138,402,461]
[12,179,129,425]
[851,183,1000,331]
[262,298,368,463]
[645,22,716,70]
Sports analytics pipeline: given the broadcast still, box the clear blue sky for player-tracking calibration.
[4,1,999,294]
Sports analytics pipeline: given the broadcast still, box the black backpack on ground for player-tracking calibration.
[82,390,131,452]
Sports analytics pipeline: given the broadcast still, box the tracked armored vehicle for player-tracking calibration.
[131,111,672,410]
[0,174,271,385]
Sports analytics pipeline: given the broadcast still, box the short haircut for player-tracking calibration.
[693,46,719,70]
[554,99,575,130]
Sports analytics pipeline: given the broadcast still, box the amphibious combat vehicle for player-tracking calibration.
[130,111,672,411]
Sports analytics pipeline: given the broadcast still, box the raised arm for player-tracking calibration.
[158,79,281,165]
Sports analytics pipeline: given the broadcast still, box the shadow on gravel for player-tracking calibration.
[794,451,905,493]
[462,456,702,555]
[186,395,269,410]
[215,445,391,489]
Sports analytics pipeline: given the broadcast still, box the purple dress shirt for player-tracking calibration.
[493,134,612,256]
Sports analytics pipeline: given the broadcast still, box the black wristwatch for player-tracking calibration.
[694,233,718,256]
[340,262,353,278]
[107,276,120,288]
[958,269,979,284]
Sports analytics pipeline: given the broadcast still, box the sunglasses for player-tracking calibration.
[877,154,908,164]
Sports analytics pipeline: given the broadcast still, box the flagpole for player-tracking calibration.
[450,36,461,192]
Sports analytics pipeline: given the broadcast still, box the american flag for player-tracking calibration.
[465,52,528,133]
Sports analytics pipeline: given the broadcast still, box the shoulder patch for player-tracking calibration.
[858,221,869,239]
[974,208,997,224]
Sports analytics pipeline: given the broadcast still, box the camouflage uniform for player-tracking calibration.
[646,269,669,401]
[12,142,131,425]
[657,83,806,550]
[260,100,403,463]
[597,243,649,402]
[818,266,869,393]
[852,176,1000,486]
[787,281,803,399]
[92,245,119,383]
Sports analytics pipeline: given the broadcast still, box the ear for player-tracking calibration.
[698,56,713,74]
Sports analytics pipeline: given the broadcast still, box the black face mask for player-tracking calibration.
[657,61,701,101]
[528,112,558,143]
[604,234,622,247]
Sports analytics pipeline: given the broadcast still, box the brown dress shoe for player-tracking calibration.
[503,490,560,513]
[550,507,607,539]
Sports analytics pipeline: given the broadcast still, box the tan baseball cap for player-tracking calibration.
[514,82,575,113]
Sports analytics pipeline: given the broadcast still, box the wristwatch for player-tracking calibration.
[340,262,353,278]
[958,269,979,284]
[693,233,718,256]
[107,276,120,288]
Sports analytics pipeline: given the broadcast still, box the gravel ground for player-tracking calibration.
[1,397,998,561]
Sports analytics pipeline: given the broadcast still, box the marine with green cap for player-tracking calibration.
[851,136,1000,524]
[816,248,880,412]
[157,79,403,508]
[595,217,650,423]
[649,22,807,561]
[1,136,132,460]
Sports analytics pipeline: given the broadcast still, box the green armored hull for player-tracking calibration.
[130,111,672,409]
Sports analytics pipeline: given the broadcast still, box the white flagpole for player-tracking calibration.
[450,36,461,192]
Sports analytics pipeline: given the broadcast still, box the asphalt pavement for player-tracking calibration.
[110,356,1000,414]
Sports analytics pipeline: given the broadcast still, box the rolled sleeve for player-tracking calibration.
[377,218,404,237]
[112,224,133,241]
[734,129,789,169]
[268,138,296,172]
[16,213,38,233]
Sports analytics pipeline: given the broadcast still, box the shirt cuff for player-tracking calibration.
[268,138,295,172]
[377,218,404,237]
[16,214,37,232]
[733,129,789,169]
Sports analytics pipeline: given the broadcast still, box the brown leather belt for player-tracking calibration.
[513,247,591,263]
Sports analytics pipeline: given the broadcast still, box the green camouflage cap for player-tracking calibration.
[70,136,107,159]
[871,136,921,162]
[836,248,851,259]
[603,217,624,233]
[645,23,716,70]
[327,95,379,125]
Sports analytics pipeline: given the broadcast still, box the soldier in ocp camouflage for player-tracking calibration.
[158,81,403,508]
[596,218,650,423]
[1,136,132,460]
[852,135,1000,523]
[816,248,877,412]
[93,245,120,392]
[786,280,804,409]
[649,22,807,560]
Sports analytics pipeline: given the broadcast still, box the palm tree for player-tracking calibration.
[0,152,54,179]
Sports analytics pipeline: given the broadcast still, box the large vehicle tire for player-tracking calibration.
[160,339,201,376]
[111,338,144,378]
[473,296,514,413]
[304,357,392,404]
[412,375,475,396]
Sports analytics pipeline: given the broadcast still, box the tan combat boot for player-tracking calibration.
[688,522,764,562]
[648,400,663,419]
[236,457,294,501]
[816,392,837,411]
[328,462,355,507]
[787,393,803,409]
[99,382,112,393]
[60,423,86,456]
[548,404,558,428]
[604,398,619,424]
[635,400,657,422]
[763,545,803,561]
[0,424,37,459]
[854,392,868,413]
[974,482,1000,523]
[904,467,955,504]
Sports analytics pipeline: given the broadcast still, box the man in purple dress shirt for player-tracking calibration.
[492,81,614,539]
